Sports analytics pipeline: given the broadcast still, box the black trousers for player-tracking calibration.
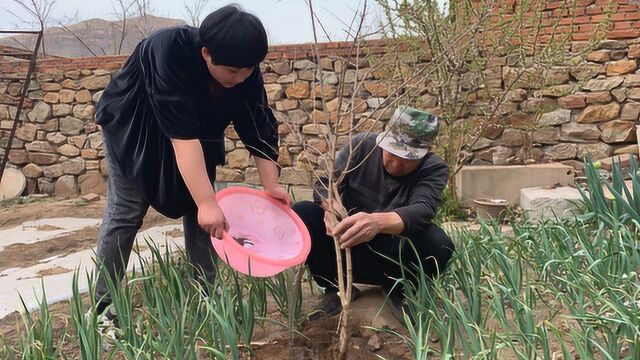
[95,150,216,306]
[292,201,455,294]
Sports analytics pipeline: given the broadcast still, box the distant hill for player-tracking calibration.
[0,15,186,58]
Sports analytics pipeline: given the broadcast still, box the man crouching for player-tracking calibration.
[293,105,455,323]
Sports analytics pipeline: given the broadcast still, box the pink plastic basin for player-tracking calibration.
[211,186,311,277]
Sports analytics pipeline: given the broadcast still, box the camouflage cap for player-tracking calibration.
[376,105,439,160]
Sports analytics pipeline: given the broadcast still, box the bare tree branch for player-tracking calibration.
[8,0,56,57]
[182,0,211,27]
[111,0,135,55]
[132,0,156,38]
[57,21,99,57]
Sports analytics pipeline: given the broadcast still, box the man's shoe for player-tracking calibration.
[85,305,121,350]
[308,287,361,322]
[382,288,412,326]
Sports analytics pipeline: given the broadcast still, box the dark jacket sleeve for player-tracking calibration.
[313,133,367,203]
[394,158,449,234]
[233,68,279,161]
[141,28,200,140]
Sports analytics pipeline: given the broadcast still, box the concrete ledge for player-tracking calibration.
[520,186,583,222]
[456,163,575,207]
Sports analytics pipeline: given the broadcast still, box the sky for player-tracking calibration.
[0,0,388,45]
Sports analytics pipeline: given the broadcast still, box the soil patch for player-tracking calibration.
[0,198,181,272]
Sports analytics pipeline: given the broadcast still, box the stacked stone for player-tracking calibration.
[471,40,640,168]
[216,57,394,199]
[1,39,639,199]
[0,69,111,198]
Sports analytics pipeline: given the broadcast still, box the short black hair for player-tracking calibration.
[199,4,268,68]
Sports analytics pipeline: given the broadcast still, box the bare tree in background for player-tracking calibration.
[56,11,103,56]
[182,0,211,27]
[55,0,156,57]
[133,0,156,38]
[5,0,56,57]
[111,0,136,55]
[57,21,102,57]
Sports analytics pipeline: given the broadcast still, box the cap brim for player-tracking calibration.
[376,133,429,160]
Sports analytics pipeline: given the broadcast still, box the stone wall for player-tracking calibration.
[471,38,640,169]
[0,70,112,198]
[1,0,640,199]
[0,45,392,199]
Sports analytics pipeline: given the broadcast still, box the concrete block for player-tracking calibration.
[520,186,583,221]
[456,163,575,207]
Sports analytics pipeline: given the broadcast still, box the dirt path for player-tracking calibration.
[0,197,176,231]
[0,196,180,273]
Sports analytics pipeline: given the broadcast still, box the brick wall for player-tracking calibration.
[474,0,640,42]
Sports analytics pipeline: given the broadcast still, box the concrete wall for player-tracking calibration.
[455,163,576,206]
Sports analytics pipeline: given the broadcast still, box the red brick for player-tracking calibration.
[558,17,575,25]
[552,8,572,16]
[265,52,283,60]
[626,12,640,21]
[332,48,357,57]
[282,52,309,60]
[573,8,587,16]
[607,30,640,39]
[316,50,335,57]
[614,21,633,29]
[573,32,594,41]
[577,0,595,6]
[610,13,628,21]
[561,25,574,32]
[619,5,640,11]
[590,14,608,22]
[539,35,553,44]
[579,24,596,32]
[574,16,592,24]
[545,1,563,10]
[586,6,606,15]
[540,18,554,26]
